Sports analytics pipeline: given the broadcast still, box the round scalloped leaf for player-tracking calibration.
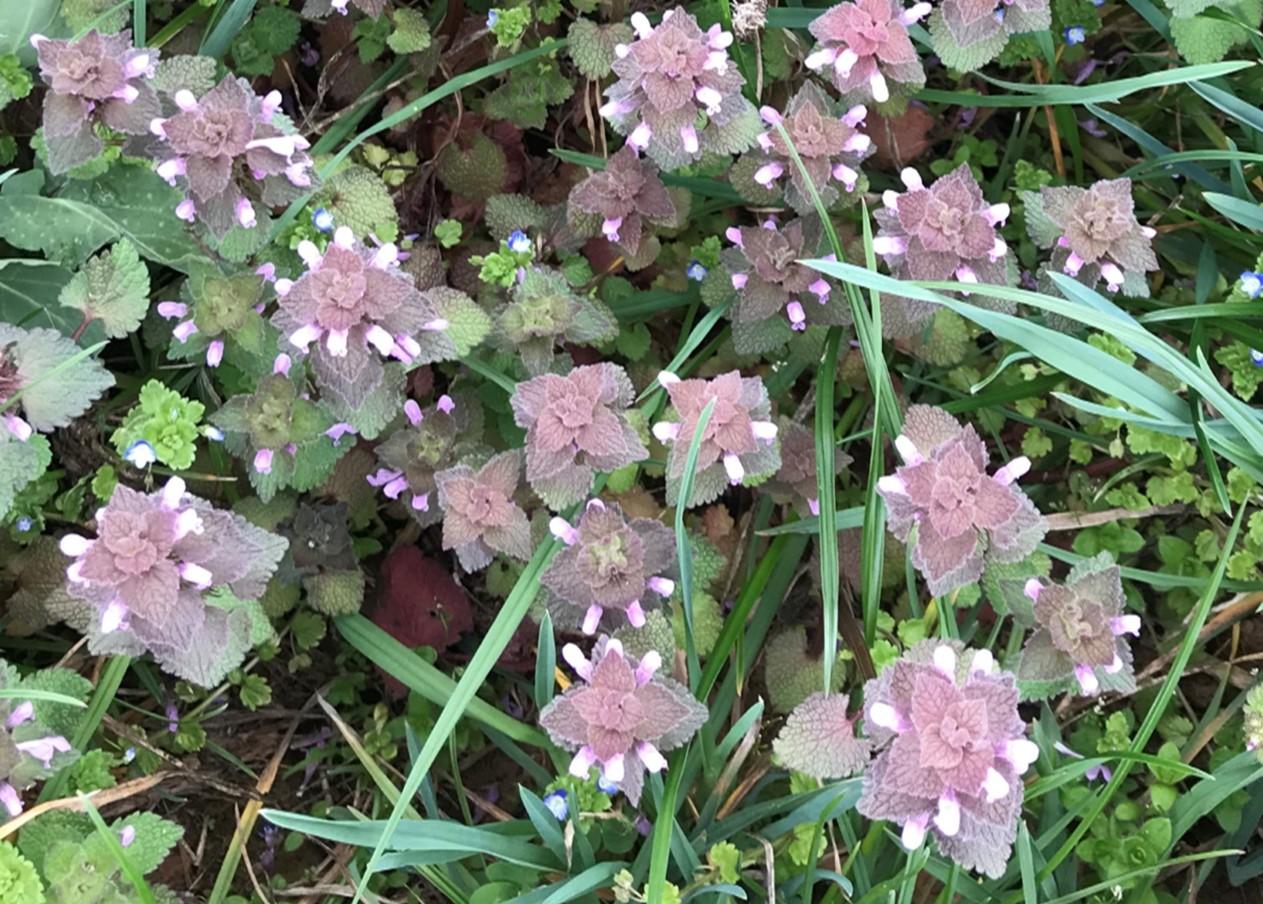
[0,324,113,431]
[928,10,1008,73]
[317,166,399,243]
[772,692,871,779]
[304,568,366,615]
[57,240,150,339]
[426,287,492,356]
[0,433,51,521]
[568,18,634,79]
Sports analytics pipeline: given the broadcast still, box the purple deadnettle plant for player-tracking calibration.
[805,0,929,104]
[543,499,676,634]
[872,164,1014,337]
[0,668,79,818]
[1028,178,1158,295]
[153,75,315,238]
[928,0,1051,72]
[272,227,455,435]
[749,82,872,214]
[764,419,852,517]
[540,636,707,804]
[773,692,872,779]
[719,218,846,338]
[567,145,678,259]
[1018,554,1138,698]
[601,7,758,170]
[876,405,1045,597]
[59,478,286,686]
[653,370,781,508]
[370,394,485,528]
[858,640,1038,878]
[31,29,159,175]
[510,364,648,510]
[434,450,532,572]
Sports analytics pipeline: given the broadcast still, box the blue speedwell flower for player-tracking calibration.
[1239,271,1263,298]
[487,9,500,28]
[507,230,531,254]
[686,260,708,282]
[596,774,620,795]
[312,208,334,233]
[1064,25,1086,44]
[1250,348,1263,368]
[543,788,568,820]
[124,439,157,468]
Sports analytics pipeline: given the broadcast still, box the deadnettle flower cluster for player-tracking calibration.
[654,370,781,508]
[543,499,676,634]
[540,636,707,805]
[751,82,872,214]
[152,76,314,237]
[59,479,285,685]
[877,405,1045,596]
[602,8,757,170]
[858,641,1037,879]
[510,364,648,510]
[1035,179,1158,294]
[872,166,1011,336]
[765,420,852,517]
[1020,558,1138,697]
[721,219,842,334]
[0,344,31,444]
[568,145,678,258]
[434,450,532,572]
[272,227,450,411]
[370,394,478,527]
[805,0,928,104]
[31,30,159,175]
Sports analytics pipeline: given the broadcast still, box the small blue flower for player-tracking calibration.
[124,440,157,468]
[507,230,531,254]
[1240,271,1263,298]
[122,746,136,764]
[203,425,225,442]
[487,9,500,29]
[1092,0,1105,6]
[312,208,335,233]
[543,789,569,820]
[686,260,707,282]
[1064,25,1086,45]
[596,775,620,795]
[1251,348,1263,368]
[993,7,1006,22]
[15,516,32,533]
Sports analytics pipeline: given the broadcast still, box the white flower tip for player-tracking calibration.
[893,434,921,464]
[933,795,961,837]
[1075,663,1100,695]
[1005,738,1040,774]
[876,475,906,496]
[582,605,603,635]
[933,644,957,677]
[751,421,778,442]
[1112,614,1141,636]
[723,453,745,485]
[1023,578,1043,602]
[994,455,1031,486]
[870,72,889,103]
[173,89,198,111]
[982,767,1010,802]
[869,702,902,732]
[657,370,681,387]
[900,168,924,191]
[636,741,668,773]
[602,753,625,783]
[971,649,995,674]
[59,534,91,558]
[333,226,355,249]
[626,600,647,628]
[549,517,578,546]
[901,814,929,850]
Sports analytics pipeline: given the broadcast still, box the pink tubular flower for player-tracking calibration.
[568,145,678,257]
[31,30,160,175]
[540,637,707,804]
[873,165,1015,337]
[806,0,927,104]
[602,7,757,170]
[858,640,1033,878]
[719,219,847,339]
[153,75,314,238]
[655,370,781,507]
[1034,179,1158,295]
[876,405,1045,597]
[510,364,648,511]
[1018,556,1136,698]
[59,478,286,685]
[542,500,676,634]
[752,83,873,214]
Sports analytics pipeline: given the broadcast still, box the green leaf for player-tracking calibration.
[0,260,80,336]
[567,18,633,79]
[429,288,493,356]
[0,324,113,431]
[387,7,432,54]
[58,240,150,339]
[0,433,51,521]
[3,167,203,272]
[304,569,366,616]
[110,813,184,875]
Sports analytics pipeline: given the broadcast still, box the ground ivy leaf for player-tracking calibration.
[0,324,113,430]
[58,239,150,339]
[0,432,51,520]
